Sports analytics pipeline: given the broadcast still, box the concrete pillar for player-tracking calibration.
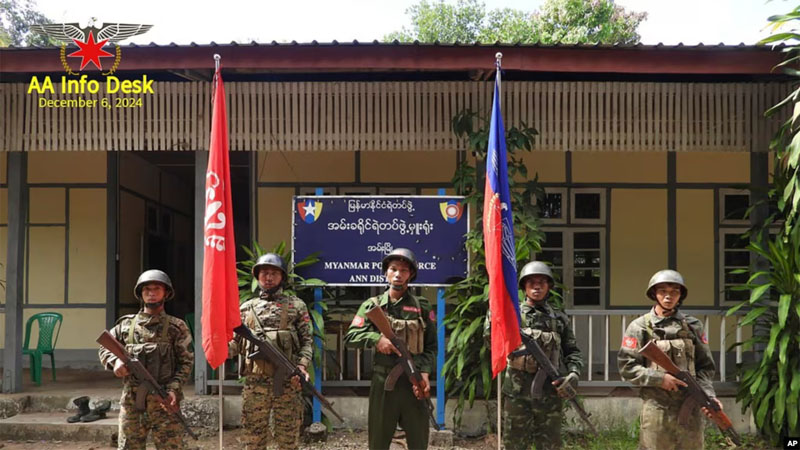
[3,151,28,393]
[194,149,209,395]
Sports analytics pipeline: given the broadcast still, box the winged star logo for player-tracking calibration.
[297,200,323,224]
[30,21,152,75]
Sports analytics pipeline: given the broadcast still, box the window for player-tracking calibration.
[536,187,567,224]
[719,189,750,225]
[571,188,605,224]
[719,228,750,303]
[536,187,607,307]
[540,228,605,307]
[572,231,603,306]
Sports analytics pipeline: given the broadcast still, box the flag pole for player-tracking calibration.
[213,53,224,450]
[494,51,503,450]
[497,376,502,450]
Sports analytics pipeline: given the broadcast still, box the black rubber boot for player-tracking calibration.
[67,396,90,423]
[80,399,112,422]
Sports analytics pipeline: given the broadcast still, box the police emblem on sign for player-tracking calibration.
[439,200,464,224]
[297,199,323,224]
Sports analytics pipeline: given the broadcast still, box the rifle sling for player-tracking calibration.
[383,363,405,391]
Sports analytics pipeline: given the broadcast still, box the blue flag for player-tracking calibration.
[483,70,522,377]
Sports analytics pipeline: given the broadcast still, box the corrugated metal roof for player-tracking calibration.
[1,40,783,51]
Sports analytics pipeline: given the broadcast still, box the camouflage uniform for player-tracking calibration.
[230,288,313,450]
[617,307,716,450]
[99,311,193,450]
[485,300,583,450]
[344,290,437,450]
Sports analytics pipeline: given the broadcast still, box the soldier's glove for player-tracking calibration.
[554,372,579,399]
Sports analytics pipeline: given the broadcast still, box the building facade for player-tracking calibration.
[0,42,788,393]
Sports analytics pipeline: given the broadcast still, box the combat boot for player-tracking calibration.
[66,396,90,423]
[80,399,112,422]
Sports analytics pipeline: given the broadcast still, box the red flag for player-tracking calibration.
[201,67,241,369]
[484,68,522,378]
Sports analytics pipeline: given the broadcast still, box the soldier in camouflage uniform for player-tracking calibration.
[98,270,194,450]
[229,253,313,450]
[617,269,722,450]
[344,248,437,450]
[484,261,583,450]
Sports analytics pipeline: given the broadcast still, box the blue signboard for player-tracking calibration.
[292,196,469,286]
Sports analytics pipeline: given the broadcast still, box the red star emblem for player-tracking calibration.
[68,31,114,71]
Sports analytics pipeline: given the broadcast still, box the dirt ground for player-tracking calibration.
[1,428,498,450]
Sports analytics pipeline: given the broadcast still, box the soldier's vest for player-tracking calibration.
[507,313,561,373]
[125,314,174,386]
[241,300,299,376]
[644,313,696,377]
[373,296,426,355]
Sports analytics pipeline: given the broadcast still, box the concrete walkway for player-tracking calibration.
[0,368,755,444]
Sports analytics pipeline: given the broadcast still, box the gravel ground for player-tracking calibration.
[1,428,497,450]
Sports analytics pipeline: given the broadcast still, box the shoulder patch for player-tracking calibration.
[351,315,365,327]
[429,310,436,322]
[622,336,638,350]
[700,332,708,344]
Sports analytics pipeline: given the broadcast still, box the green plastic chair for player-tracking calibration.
[184,313,217,379]
[22,312,63,385]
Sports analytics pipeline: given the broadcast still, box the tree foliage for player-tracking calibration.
[383,0,646,45]
[0,0,56,46]
[727,5,800,444]
[532,0,647,45]
[441,108,552,427]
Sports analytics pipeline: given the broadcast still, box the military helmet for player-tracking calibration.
[646,269,688,301]
[134,269,175,301]
[518,261,554,290]
[381,248,418,282]
[251,253,288,281]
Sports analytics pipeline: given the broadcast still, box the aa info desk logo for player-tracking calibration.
[27,21,155,108]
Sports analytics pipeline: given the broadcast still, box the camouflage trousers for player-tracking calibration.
[241,374,303,450]
[639,397,703,450]
[368,366,430,450]
[502,393,563,450]
[118,384,187,450]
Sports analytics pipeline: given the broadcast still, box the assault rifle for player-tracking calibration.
[639,341,741,446]
[96,331,198,440]
[232,325,344,422]
[510,332,597,434]
[364,305,442,431]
